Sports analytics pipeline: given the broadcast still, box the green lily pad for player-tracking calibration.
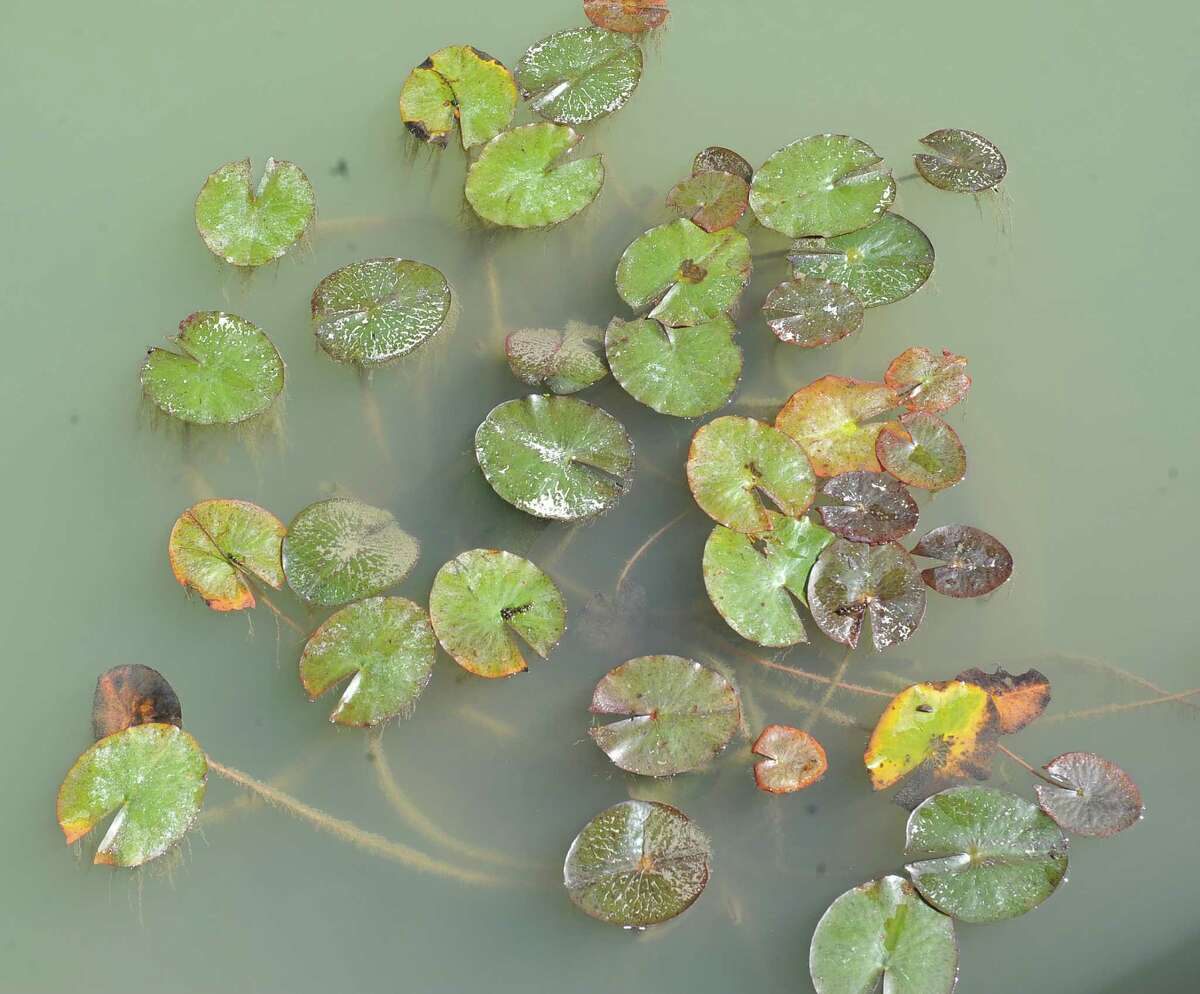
[428,549,566,678]
[311,258,451,366]
[194,157,315,268]
[282,497,420,607]
[57,724,207,867]
[666,170,749,232]
[141,311,285,426]
[809,875,958,994]
[605,315,742,417]
[92,665,182,741]
[564,799,709,928]
[399,46,516,149]
[762,276,864,348]
[752,725,828,793]
[1035,752,1143,838]
[788,213,934,307]
[913,525,1012,597]
[686,416,816,533]
[616,218,752,328]
[905,786,1069,923]
[749,134,896,238]
[702,512,833,646]
[583,0,670,33]
[475,395,634,521]
[299,596,435,727]
[517,27,642,125]
[693,146,753,183]
[914,129,1007,193]
[505,322,608,394]
[884,347,971,413]
[817,471,919,545]
[465,123,604,228]
[775,375,900,477]
[876,411,966,491]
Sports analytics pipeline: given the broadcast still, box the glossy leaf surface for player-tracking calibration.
[1035,752,1143,838]
[913,525,1013,598]
[666,170,749,232]
[876,412,966,492]
[518,27,641,125]
[92,665,182,741]
[885,347,971,413]
[400,46,516,149]
[693,146,753,183]
[752,725,827,793]
[506,322,608,395]
[914,129,1007,192]
[583,0,670,33]
[817,472,919,545]
[776,376,900,476]
[762,276,864,348]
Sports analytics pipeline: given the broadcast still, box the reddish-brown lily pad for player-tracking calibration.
[957,666,1049,734]
[666,170,749,232]
[693,146,753,183]
[912,525,1012,597]
[776,376,900,477]
[584,0,669,33]
[885,347,971,413]
[752,725,828,794]
[762,276,864,348]
[817,472,918,545]
[876,412,966,491]
[92,665,182,741]
[1035,752,1143,838]
[914,129,1007,193]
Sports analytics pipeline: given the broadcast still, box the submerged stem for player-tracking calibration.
[1041,687,1200,724]
[802,647,854,734]
[615,511,687,595]
[741,651,891,698]
[996,743,1059,786]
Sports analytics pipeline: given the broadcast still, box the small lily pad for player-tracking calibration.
[905,786,1068,923]
[666,170,749,232]
[752,725,827,793]
[505,322,608,394]
[762,276,864,348]
[299,596,435,726]
[465,123,604,228]
[693,146,753,183]
[194,157,315,268]
[749,134,895,238]
[92,665,182,741]
[1036,752,1143,838]
[518,26,642,125]
[818,472,918,545]
[915,129,1006,193]
[884,347,971,413]
[564,799,708,928]
[605,315,742,417]
[57,724,207,867]
[589,655,741,776]
[686,416,816,533]
[583,0,670,33]
[311,258,451,367]
[475,395,634,521]
[913,525,1012,597]
[282,498,420,607]
[142,312,285,426]
[616,218,752,328]
[400,46,516,149]
[876,412,966,491]
[957,667,1048,734]
[428,549,566,678]
[776,376,900,477]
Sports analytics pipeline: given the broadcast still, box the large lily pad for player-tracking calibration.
[762,276,864,348]
[817,472,918,545]
[666,170,749,232]
[92,665,182,741]
[1035,752,1143,838]
[589,655,741,776]
[428,549,566,678]
[885,347,971,413]
[876,412,966,491]
[957,667,1049,734]
[693,146,753,183]
[399,46,516,149]
[142,312,285,426]
[913,525,1012,597]
[57,724,207,867]
[914,129,1007,193]
[776,376,900,477]
[518,27,641,125]
[583,0,670,33]
[905,786,1069,922]
[505,322,608,394]
[475,395,634,521]
[752,725,828,793]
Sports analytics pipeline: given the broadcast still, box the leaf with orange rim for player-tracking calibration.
[885,347,971,413]
[875,411,966,491]
[775,375,900,476]
[752,725,828,793]
[583,0,670,34]
[168,499,286,611]
[956,666,1049,733]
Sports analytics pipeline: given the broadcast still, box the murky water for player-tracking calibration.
[3,1,1197,990]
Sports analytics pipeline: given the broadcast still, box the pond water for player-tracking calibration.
[3,1,1197,991]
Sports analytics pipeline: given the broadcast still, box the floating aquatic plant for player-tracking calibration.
[400,46,516,149]
[875,411,966,491]
[775,376,900,477]
[885,347,971,413]
[954,666,1049,733]
[692,145,753,182]
[751,725,827,793]
[92,665,182,740]
[517,26,642,125]
[762,275,864,348]
[817,472,919,545]
[914,129,1007,193]
[505,322,608,394]
[1035,752,1143,837]
[912,525,1013,597]
[582,0,670,34]
[666,169,750,232]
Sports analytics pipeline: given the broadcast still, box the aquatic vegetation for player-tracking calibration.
[955,666,1049,731]
[913,526,1014,597]
[776,376,901,477]
[762,276,864,348]
[817,472,919,545]
[400,46,516,149]
[1035,752,1144,837]
[583,0,670,33]
[914,128,1007,193]
[92,665,182,740]
[505,322,608,394]
[517,27,642,125]
[875,411,966,491]
[751,725,827,793]
[666,169,750,232]
[693,145,753,182]
[885,347,971,412]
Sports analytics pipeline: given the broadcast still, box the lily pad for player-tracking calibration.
[807,538,926,651]
[666,170,749,232]
[702,512,833,646]
[957,667,1049,734]
[311,258,451,366]
[905,786,1068,922]
[775,376,900,477]
[475,395,634,521]
[583,0,670,33]
[693,146,753,183]
[57,723,207,867]
[885,347,971,413]
[788,213,934,308]
[914,129,1007,193]
[605,315,742,417]
[92,665,182,741]
[749,134,896,238]
[428,548,566,678]
[563,799,708,928]
[299,596,435,726]
[762,276,864,348]
[809,875,958,994]
[194,157,315,268]
[616,218,752,328]
[752,725,828,793]
[1036,752,1143,838]
[465,123,604,228]
[817,472,919,545]
[876,412,966,491]
[399,46,516,149]
[913,525,1013,598]
[505,322,608,394]
[168,498,286,612]
[142,311,285,426]
[282,497,419,607]
[686,416,816,533]
[518,27,642,125]
[589,655,741,776]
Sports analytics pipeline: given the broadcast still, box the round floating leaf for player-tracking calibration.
[399,46,517,149]
[686,416,816,533]
[788,213,934,308]
[702,512,833,647]
[311,258,451,367]
[876,412,966,492]
[429,549,566,678]
[1036,752,1143,838]
[583,0,670,33]
[564,799,708,928]
[465,123,604,228]
[818,472,919,545]
[808,538,926,652]
[913,525,1013,598]
[752,725,828,793]
[92,665,182,741]
[905,786,1068,923]
[517,27,642,125]
[762,276,864,348]
[589,655,741,776]
[505,322,608,394]
[914,129,1006,193]
[809,875,958,994]
[299,596,435,726]
[283,498,420,607]
[616,218,753,328]
[885,347,971,413]
[142,312,285,426]
[749,134,896,238]
[605,315,742,417]
[194,157,315,268]
[693,146,753,183]
[475,395,634,521]
[57,724,207,868]
[666,170,749,232]
[776,376,900,477]
[168,498,286,612]
[957,667,1049,734]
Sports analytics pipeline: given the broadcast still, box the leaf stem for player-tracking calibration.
[741,651,892,698]
[995,743,1059,786]
[615,511,687,594]
[802,646,854,734]
[1040,687,1200,724]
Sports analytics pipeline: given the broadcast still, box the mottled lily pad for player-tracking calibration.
[505,322,608,394]
[876,412,966,491]
[776,376,900,477]
[913,525,1012,597]
[429,549,566,678]
[92,665,182,741]
[666,170,749,232]
[885,347,971,413]
[818,472,919,545]
[762,276,864,348]
[752,725,827,793]
[1036,752,1143,838]
[914,129,1006,193]
[693,146,753,183]
[589,655,741,776]
[583,0,670,33]
[518,27,641,125]
[957,666,1048,734]
[399,46,516,149]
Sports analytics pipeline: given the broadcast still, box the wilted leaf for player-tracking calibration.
[518,27,642,125]
[666,170,749,232]
[914,129,1007,193]
[762,276,864,348]
[1036,752,1143,838]
[956,666,1047,732]
[884,347,971,413]
[506,322,608,394]
[818,472,919,545]
[876,412,966,491]
[775,375,900,477]
[583,0,670,34]
[693,146,753,183]
[914,525,1012,597]
[752,725,827,793]
[399,46,516,149]
[92,665,182,741]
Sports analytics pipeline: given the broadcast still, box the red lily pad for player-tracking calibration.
[885,347,971,413]
[583,0,669,33]
[666,170,749,232]
[817,471,919,545]
[913,525,1012,597]
[762,277,864,348]
[1036,752,1143,838]
[752,725,828,793]
[876,412,966,491]
[92,665,182,740]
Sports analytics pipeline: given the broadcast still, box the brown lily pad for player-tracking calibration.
[1035,752,1143,838]
[762,276,864,348]
[957,667,1049,734]
[817,471,919,545]
[752,725,827,793]
[885,347,971,413]
[92,665,182,740]
[693,146,753,183]
[666,170,749,232]
[913,525,1012,597]
[914,129,1007,193]
[584,0,669,33]
[876,411,966,491]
